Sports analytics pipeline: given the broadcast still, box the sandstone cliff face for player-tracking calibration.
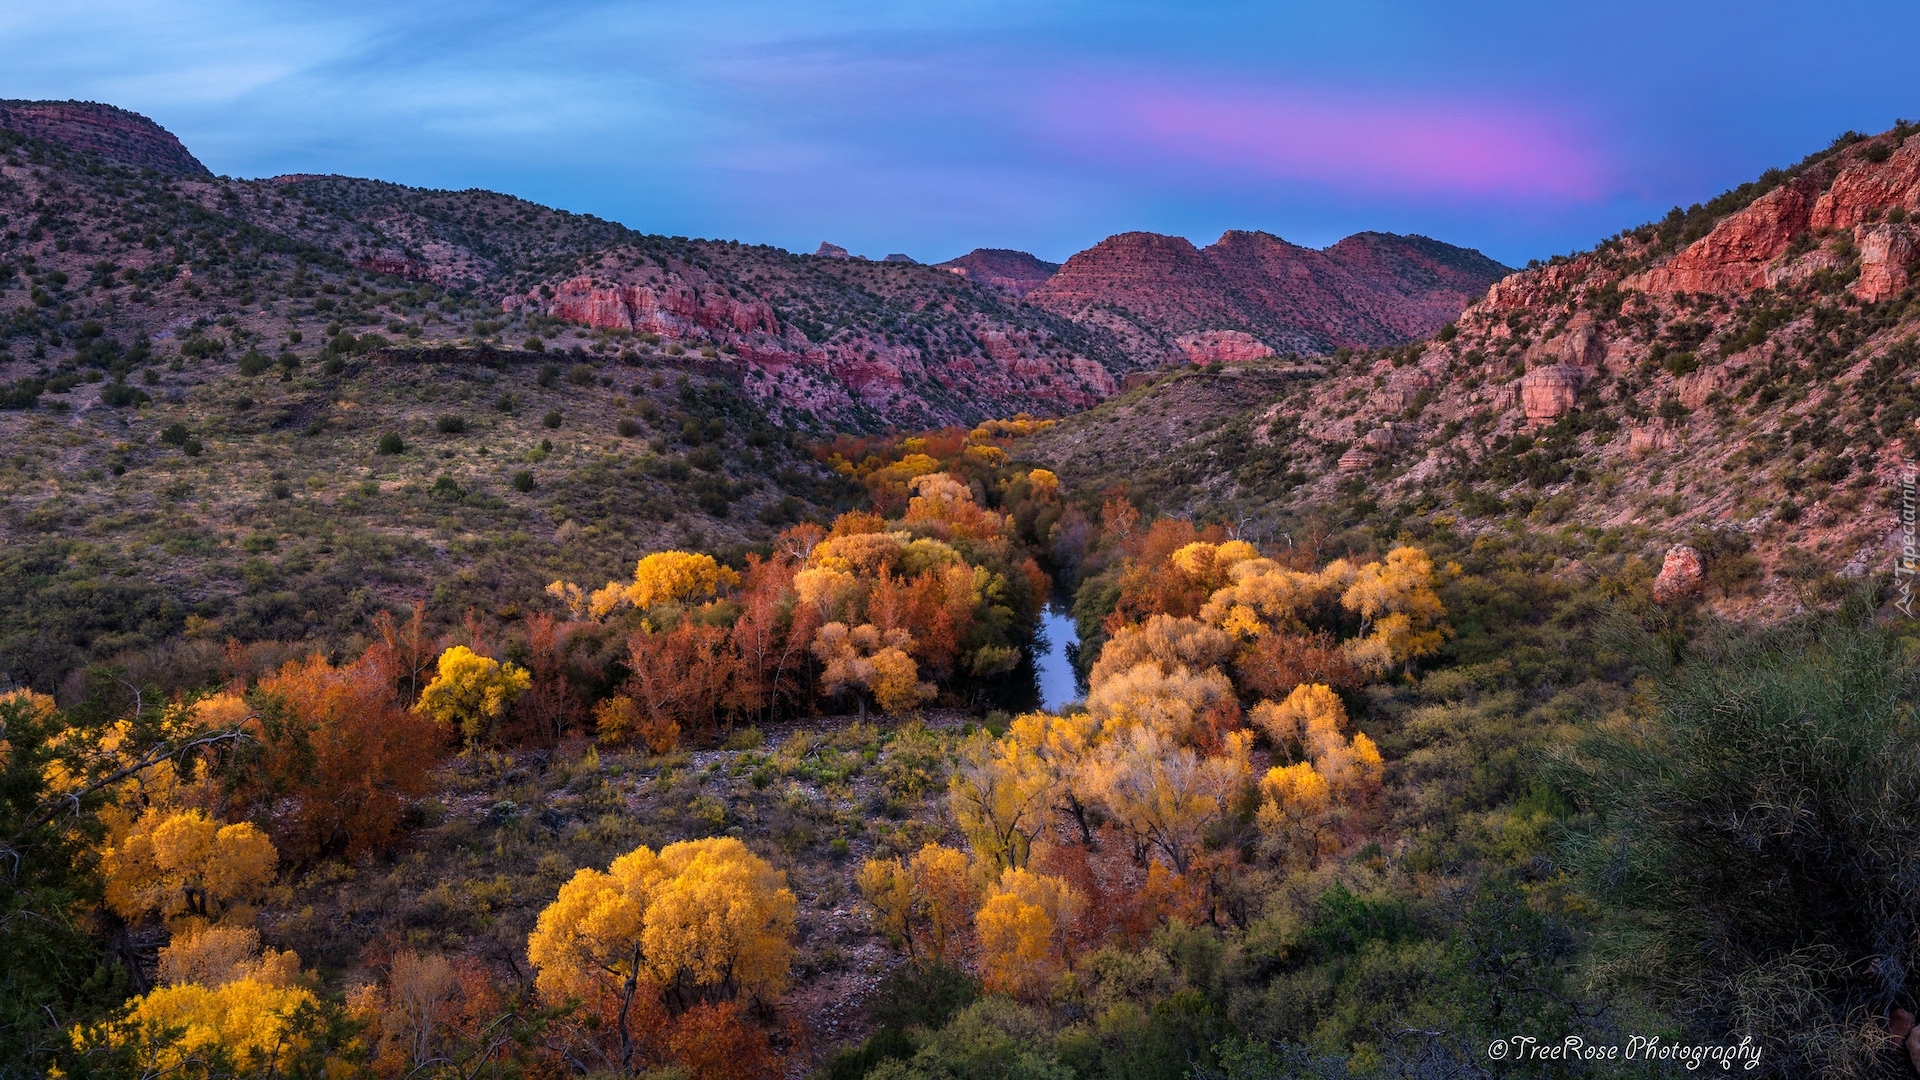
[1027,228,1507,359]
[935,249,1061,297]
[1176,330,1272,363]
[0,100,211,177]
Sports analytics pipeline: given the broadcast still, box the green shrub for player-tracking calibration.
[524,337,546,353]
[237,349,272,377]
[542,410,562,429]
[512,470,535,492]
[377,432,405,455]
[159,423,190,446]
[436,415,467,434]
[1558,613,1920,1077]
[617,417,640,437]
[567,363,595,386]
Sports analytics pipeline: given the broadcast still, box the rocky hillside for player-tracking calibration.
[1021,123,1920,614]
[1025,228,1509,363]
[0,100,211,177]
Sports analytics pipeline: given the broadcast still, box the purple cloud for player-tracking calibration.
[1038,72,1608,202]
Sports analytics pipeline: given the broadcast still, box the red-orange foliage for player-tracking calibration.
[1109,519,1231,626]
[666,1002,779,1080]
[725,556,817,723]
[365,603,438,709]
[624,621,737,742]
[244,651,442,861]
[1234,631,1363,701]
[507,613,595,747]
[867,567,971,681]
[1036,834,1206,949]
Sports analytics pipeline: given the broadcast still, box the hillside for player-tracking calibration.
[1021,122,1920,615]
[933,248,1061,297]
[1025,228,1510,363]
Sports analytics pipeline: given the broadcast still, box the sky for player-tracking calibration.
[2,1,1917,267]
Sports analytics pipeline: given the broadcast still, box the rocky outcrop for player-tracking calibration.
[1176,330,1272,364]
[1652,545,1706,603]
[526,275,782,338]
[1629,177,1821,296]
[1810,135,1920,230]
[814,242,851,259]
[1520,364,1582,426]
[1028,229,1507,355]
[935,249,1062,297]
[1854,224,1917,303]
[0,99,211,176]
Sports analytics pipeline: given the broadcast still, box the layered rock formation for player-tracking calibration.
[1027,229,1508,361]
[0,100,211,177]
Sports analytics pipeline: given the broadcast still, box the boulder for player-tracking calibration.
[1520,364,1582,426]
[1652,545,1705,603]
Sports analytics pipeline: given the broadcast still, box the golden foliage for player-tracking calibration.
[855,858,913,950]
[975,867,1082,999]
[1079,728,1253,875]
[102,809,277,932]
[72,978,320,1073]
[949,730,1053,873]
[1082,661,1238,748]
[1086,614,1237,691]
[527,837,796,1010]
[910,842,975,962]
[156,925,299,989]
[414,645,531,750]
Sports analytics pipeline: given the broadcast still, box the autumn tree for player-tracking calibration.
[69,976,325,1074]
[585,550,742,619]
[624,621,735,743]
[949,731,1053,873]
[813,622,933,719]
[526,838,795,1071]
[242,651,442,861]
[414,645,531,752]
[102,809,278,934]
[1079,729,1253,875]
[974,867,1083,999]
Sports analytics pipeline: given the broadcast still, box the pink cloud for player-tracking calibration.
[1039,74,1608,201]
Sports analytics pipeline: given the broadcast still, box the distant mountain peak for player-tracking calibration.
[1026,229,1509,359]
[935,248,1063,297]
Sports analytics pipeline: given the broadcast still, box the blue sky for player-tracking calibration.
[3,1,1916,266]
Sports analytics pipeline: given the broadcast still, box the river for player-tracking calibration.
[1034,602,1083,712]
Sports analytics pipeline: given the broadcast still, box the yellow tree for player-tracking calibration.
[1338,546,1448,673]
[70,978,322,1074]
[948,731,1053,873]
[974,867,1082,999]
[1249,684,1383,794]
[1256,763,1332,866]
[526,838,795,1072]
[102,809,278,934]
[855,858,914,953]
[909,843,974,963]
[1077,729,1253,875]
[1082,661,1237,748]
[414,645,531,751]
